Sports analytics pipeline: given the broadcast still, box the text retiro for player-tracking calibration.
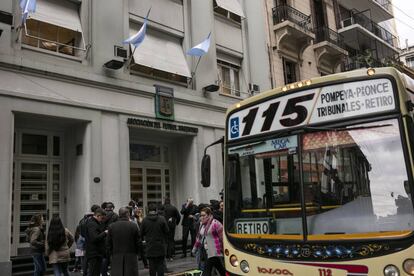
[317,81,393,117]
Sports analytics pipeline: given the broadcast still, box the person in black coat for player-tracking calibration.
[162,198,181,261]
[101,202,118,276]
[85,208,107,276]
[141,203,169,276]
[106,207,141,276]
[180,197,198,257]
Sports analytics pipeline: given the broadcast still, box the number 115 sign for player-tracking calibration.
[228,78,395,141]
[228,90,317,141]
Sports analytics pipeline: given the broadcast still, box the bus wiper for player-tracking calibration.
[303,124,392,132]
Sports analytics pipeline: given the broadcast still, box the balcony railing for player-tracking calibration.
[315,26,345,48]
[374,0,392,14]
[344,57,384,71]
[341,10,397,48]
[272,5,313,32]
[343,50,398,71]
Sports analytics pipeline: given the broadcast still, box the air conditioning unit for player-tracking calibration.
[103,46,127,70]
[114,45,128,59]
[249,83,260,95]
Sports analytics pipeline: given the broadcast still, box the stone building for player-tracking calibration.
[0,0,271,273]
[265,0,398,86]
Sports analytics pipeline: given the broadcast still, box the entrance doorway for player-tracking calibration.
[129,143,171,212]
[12,130,63,256]
[130,166,170,210]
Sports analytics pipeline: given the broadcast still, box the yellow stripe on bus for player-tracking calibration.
[229,233,304,240]
[241,205,339,213]
[307,231,412,240]
[228,231,412,240]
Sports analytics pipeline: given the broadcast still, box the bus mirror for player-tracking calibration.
[201,154,211,187]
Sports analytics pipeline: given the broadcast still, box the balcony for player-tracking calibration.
[338,0,393,23]
[313,27,348,74]
[343,55,385,71]
[339,10,399,53]
[342,46,399,71]
[272,5,314,62]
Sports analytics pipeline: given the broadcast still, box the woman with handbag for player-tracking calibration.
[25,214,46,276]
[192,207,225,276]
[46,215,74,276]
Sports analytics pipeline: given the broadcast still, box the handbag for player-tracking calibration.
[199,236,208,262]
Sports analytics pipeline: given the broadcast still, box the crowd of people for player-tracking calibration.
[25,196,225,276]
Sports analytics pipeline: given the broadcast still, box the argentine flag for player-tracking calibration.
[187,32,211,57]
[123,8,151,48]
[20,0,36,25]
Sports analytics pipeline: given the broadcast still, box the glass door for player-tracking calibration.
[12,130,63,256]
[130,167,144,205]
[12,161,61,255]
[129,142,172,212]
[146,168,163,207]
[130,166,171,213]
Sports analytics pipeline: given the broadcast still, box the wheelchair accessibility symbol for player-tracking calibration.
[230,117,240,139]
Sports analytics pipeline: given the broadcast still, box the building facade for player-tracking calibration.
[0,0,272,272]
[265,0,399,87]
[400,45,414,69]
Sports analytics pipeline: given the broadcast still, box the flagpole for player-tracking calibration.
[125,46,138,70]
[189,56,202,89]
[193,56,202,76]
[123,7,151,70]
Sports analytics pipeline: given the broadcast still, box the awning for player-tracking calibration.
[131,28,191,78]
[29,0,83,33]
[215,0,245,18]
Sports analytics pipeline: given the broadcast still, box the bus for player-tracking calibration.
[201,67,414,276]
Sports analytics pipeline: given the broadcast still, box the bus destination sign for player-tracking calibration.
[228,78,394,141]
[235,218,271,234]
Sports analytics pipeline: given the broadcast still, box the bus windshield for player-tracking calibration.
[226,118,414,239]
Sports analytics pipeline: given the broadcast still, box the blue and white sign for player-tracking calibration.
[229,135,297,156]
[230,117,240,139]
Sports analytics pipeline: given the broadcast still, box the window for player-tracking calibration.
[21,134,48,155]
[226,119,414,239]
[129,26,190,84]
[213,0,244,23]
[283,58,297,84]
[21,0,86,58]
[218,60,240,97]
[406,56,414,69]
[130,144,161,162]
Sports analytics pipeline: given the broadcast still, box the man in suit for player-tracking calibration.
[180,197,197,257]
[162,198,181,261]
[85,208,107,276]
[106,207,141,276]
[141,203,169,276]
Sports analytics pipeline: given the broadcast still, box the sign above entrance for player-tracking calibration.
[127,118,198,134]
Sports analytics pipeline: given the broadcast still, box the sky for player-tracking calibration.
[392,0,414,48]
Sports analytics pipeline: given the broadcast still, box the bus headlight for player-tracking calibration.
[384,265,400,276]
[403,259,414,275]
[230,255,239,267]
[240,260,250,273]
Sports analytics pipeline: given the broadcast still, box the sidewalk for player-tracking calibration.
[71,256,198,276]
[140,256,198,276]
